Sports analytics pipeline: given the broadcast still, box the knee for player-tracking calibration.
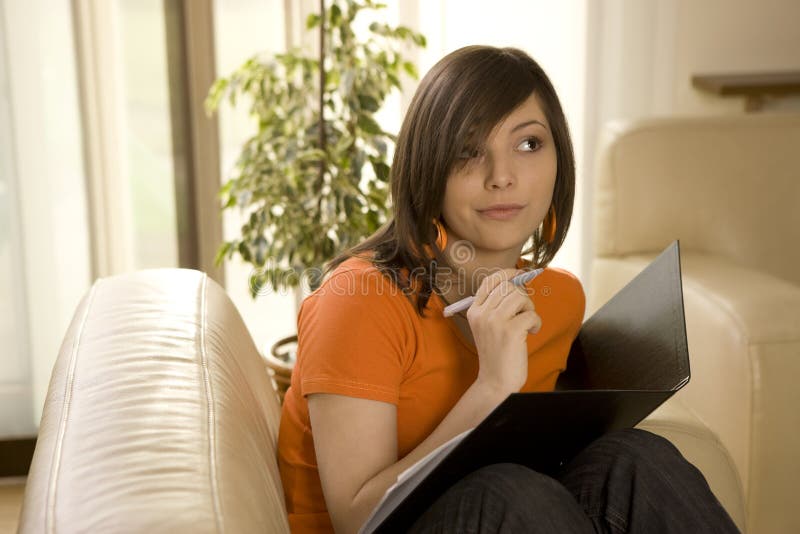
[595,428,682,461]
[463,463,580,514]
[582,428,698,477]
[467,463,557,492]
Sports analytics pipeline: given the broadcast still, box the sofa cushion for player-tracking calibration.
[19,269,289,533]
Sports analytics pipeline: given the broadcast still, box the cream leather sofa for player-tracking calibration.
[589,113,800,534]
[19,270,750,534]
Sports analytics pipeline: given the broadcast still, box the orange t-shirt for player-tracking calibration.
[277,257,585,533]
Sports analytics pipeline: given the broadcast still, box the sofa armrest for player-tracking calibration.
[590,252,800,534]
[18,269,289,533]
[637,398,745,531]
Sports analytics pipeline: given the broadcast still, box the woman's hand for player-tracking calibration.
[467,268,542,393]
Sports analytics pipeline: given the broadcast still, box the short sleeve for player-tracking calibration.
[522,267,586,382]
[295,261,413,405]
[550,268,586,341]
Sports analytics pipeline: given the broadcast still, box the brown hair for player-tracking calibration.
[326,45,575,316]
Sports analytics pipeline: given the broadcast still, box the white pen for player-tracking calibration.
[442,268,545,318]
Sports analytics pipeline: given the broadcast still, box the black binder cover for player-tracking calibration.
[372,241,690,533]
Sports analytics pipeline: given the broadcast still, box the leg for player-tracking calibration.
[409,463,594,534]
[558,428,740,534]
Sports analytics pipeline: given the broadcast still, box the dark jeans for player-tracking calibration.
[408,428,740,533]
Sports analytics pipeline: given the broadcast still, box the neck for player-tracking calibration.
[438,243,522,301]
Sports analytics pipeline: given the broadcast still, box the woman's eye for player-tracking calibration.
[517,137,542,152]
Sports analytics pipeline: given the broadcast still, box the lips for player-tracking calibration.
[478,204,525,220]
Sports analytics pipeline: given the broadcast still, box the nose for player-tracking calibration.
[484,154,515,190]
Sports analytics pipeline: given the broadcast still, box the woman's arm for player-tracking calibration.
[310,269,539,534]
[308,378,511,534]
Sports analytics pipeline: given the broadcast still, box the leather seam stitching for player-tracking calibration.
[45,280,99,534]
[199,274,224,533]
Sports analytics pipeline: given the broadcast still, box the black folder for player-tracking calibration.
[369,241,690,533]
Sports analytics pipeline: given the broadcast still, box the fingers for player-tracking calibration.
[495,293,540,333]
[526,311,543,334]
[473,269,523,308]
[470,268,542,334]
[485,282,531,314]
[480,271,533,315]
[510,309,542,335]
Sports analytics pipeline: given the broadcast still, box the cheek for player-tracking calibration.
[535,152,558,197]
[543,168,557,198]
[441,178,471,217]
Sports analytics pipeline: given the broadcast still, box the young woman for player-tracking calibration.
[277,46,739,534]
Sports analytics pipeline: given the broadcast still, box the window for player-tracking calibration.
[0,0,91,434]
[117,0,180,269]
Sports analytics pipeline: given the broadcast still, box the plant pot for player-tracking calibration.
[264,334,297,404]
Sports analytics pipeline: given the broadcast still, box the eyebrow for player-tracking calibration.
[510,119,549,133]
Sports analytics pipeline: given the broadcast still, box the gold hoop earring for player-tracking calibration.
[542,206,557,244]
[433,218,448,250]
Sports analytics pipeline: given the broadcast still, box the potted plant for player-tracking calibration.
[205,0,425,401]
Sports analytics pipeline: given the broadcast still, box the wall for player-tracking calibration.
[672,0,800,114]
[582,0,800,283]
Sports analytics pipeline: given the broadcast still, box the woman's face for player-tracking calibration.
[441,92,557,261]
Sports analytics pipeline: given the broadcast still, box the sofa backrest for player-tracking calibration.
[18,269,289,533]
[594,113,800,287]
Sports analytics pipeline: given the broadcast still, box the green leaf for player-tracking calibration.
[249,270,266,298]
[368,22,388,36]
[204,78,229,114]
[395,26,411,40]
[358,94,380,112]
[238,241,252,263]
[214,242,232,266]
[371,160,390,182]
[306,13,321,29]
[372,139,387,156]
[334,133,355,153]
[366,210,380,232]
[357,114,383,135]
[402,61,418,78]
[344,196,356,218]
[330,4,342,24]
